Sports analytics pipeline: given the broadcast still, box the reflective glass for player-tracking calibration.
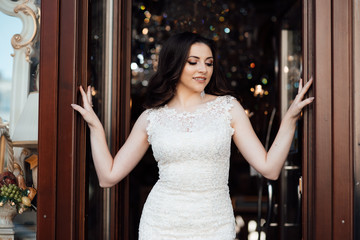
[0,0,40,239]
[130,0,301,239]
[87,1,115,239]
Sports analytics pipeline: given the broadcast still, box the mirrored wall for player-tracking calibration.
[0,0,40,239]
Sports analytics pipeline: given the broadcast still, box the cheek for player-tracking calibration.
[182,65,195,76]
[180,67,195,83]
[208,68,214,77]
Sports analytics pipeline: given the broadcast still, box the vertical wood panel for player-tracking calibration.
[302,0,316,238]
[113,0,132,239]
[353,0,360,239]
[56,0,77,238]
[332,0,353,238]
[314,0,333,239]
[304,0,355,239]
[74,0,89,239]
[110,1,120,239]
[38,0,59,239]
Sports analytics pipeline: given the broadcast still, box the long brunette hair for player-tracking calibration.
[144,32,232,108]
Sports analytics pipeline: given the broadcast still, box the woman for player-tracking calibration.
[71,32,314,239]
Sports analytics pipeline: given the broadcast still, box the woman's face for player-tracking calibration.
[177,42,214,95]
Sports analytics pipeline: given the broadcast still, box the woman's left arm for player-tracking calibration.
[231,78,314,180]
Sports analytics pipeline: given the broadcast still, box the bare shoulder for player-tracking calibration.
[133,110,150,131]
[229,97,244,111]
[228,98,249,123]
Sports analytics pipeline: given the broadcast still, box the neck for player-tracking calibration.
[169,90,205,109]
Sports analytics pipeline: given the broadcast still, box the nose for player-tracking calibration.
[197,62,207,73]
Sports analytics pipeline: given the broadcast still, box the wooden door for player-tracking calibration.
[302,0,354,239]
[37,0,356,239]
[37,0,131,239]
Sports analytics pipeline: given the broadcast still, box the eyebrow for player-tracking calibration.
[187,56,214,60]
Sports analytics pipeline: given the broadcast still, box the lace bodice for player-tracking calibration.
[139,95,236,240]
[146,95,235,191]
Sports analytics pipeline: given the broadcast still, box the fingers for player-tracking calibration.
[298,97,315,109]
[72,86,99,128]
[71,103,86,115]
[287,77,314,119]
[79,85,93,109]
[298,78,303,94]
[297,77,313,100]
[87,86,93,106]
[79,86,88,105]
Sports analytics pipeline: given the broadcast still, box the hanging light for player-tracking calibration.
[254,85,264,97]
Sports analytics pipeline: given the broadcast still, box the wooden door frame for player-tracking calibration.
[331,0,353,238]
[111,0,132,239]
[302,0,354,239]
[38,0,89,239]
[37,0,59,238]
[38,0,131,239]
[38,0,355,239]
[353,0,360,239]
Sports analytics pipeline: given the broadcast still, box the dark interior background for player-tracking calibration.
[128,0,301,239]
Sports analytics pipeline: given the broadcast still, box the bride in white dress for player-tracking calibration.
[71,32,313,239]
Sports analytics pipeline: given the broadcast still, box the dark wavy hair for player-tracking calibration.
[144,32,233,108]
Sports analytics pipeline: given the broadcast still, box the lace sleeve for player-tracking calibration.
[223,95,236,135]
[145,109,155,144]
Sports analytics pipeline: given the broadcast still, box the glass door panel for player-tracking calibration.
[130,0,302,240]
[87,0,115,239]
[277,2,302,239]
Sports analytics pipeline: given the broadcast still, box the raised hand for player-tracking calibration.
[71,86,102,129]
[286,77,314,120]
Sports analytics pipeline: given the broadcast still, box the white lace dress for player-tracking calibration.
[139,95,236,240]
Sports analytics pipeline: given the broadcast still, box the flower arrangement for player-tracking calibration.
[0,118,37,215]
[0,171,36,214]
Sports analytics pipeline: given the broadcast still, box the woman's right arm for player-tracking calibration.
[71,86,149,188]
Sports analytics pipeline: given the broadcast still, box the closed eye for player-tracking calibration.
[187,61,213,67]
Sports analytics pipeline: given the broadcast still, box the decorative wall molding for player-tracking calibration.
[0,0,40,136]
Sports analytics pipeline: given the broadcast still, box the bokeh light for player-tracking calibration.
[144,11,151,18]
[131,62,139,70]
[261,77,268,85]
[142,28,149,35]
[284,66,289,73]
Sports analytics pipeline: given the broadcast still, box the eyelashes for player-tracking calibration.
[187,61,214,67]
